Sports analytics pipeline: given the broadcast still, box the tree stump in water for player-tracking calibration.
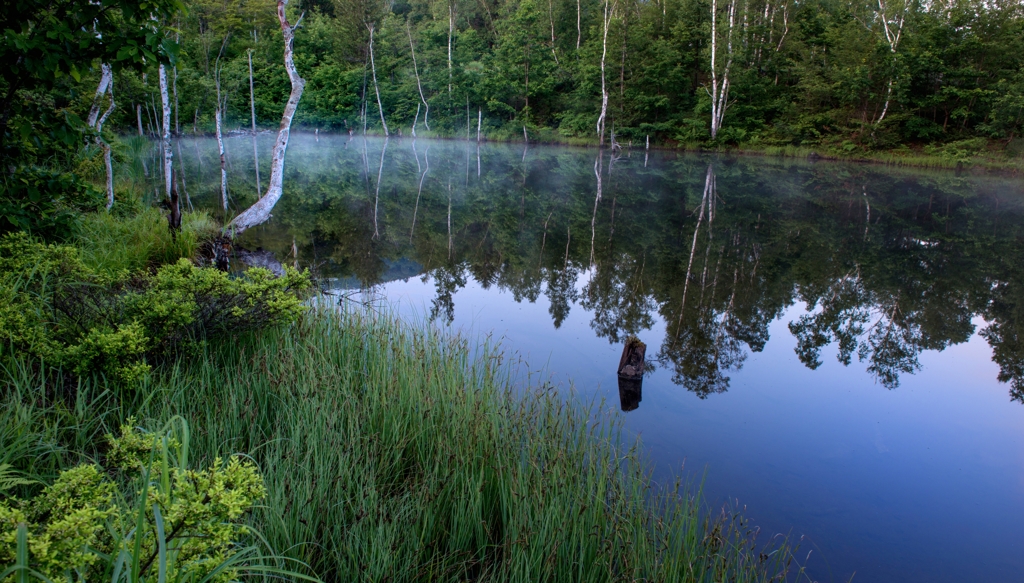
[617,336,646,379]
[617,336,646,411]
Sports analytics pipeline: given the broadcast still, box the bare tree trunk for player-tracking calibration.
[577,0,582,50]
[448,4,454,98]
[176,139,193,211]
[87,63,113,128]
[137,104,144,136]
[413,102,420,136]
[249,50,262,195]
[159,64,173,199]
[368,24,389,136]
[215,69,228,211]
[228,1,306,235]
[707,0,736,139]
[596,0,612,146]
[96,79,116,210]
[215,107,227,210]
[168,169,182,233]
[477,108,481,141]
[872,0,905,125]
[548,0,559,65]
[407,23,430,131]
[173,66,179,135]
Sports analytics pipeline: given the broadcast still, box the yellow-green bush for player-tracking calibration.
[0,419,273,583]
[0,233,310,386]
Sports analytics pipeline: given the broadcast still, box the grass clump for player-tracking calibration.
[76,208,218,275]
[121,305,792,582]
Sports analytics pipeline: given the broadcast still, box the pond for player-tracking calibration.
[174,133,1024,582]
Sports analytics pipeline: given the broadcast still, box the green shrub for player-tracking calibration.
[0,418,307,583]
[0,233,311,386]
[0,168,104,241]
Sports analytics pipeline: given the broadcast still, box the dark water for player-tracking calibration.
[181,134,1024,582]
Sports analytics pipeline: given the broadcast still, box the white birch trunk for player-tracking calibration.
[215,106,227,210]
[413,102,420,136]
[368,24,389,136]
[548,0,559,64]
[97,80,116,210]
[228,1,306,235]
[408,23,430,131]
[87,63,113,129]
[173,66,179,135]
[249,50,262,194]
[707,0,736,139]
[873,0,905,124]
[596,0,612,146]
[448,4,454,98]
[577,0,582,50]
[137,104,144,136]
[477,108,481,141]
[159,64,173,200]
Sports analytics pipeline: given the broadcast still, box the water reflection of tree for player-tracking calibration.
[225,136,1024,401]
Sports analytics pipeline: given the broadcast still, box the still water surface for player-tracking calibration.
[180,134,1024,582]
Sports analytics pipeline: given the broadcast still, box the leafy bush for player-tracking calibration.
[0,418,309,582]
[0,168,103,241]
[0,233,310,386]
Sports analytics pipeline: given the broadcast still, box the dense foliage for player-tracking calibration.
[108,0,1024,152]
[0,418,281,582]
[0,232,310,386]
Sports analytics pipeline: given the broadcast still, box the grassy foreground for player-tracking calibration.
[3,303,792,582]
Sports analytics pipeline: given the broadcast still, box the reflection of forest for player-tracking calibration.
[211,136,1024,401]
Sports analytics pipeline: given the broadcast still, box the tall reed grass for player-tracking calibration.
[75,208,218,274]
[118,304,792,582]
[2,299,794,581]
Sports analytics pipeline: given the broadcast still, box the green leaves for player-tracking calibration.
[0,419,276,583]
[0,232,311,389]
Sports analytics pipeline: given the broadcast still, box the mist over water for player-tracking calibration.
[176,133,1024,582]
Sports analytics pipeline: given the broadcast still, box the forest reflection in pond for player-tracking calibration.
[195,134,1024,403]
[164,134,1024,581]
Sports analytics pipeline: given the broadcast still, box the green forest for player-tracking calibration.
[139,0,1024,153]
[2,0,1024,580]
[8,0,1024,170]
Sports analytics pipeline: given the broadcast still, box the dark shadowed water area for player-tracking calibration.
[173,133,1024,582]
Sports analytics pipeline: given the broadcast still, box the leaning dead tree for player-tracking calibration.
[228,0,306,235]
[368,23,389,136]
[707,0,737,139]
